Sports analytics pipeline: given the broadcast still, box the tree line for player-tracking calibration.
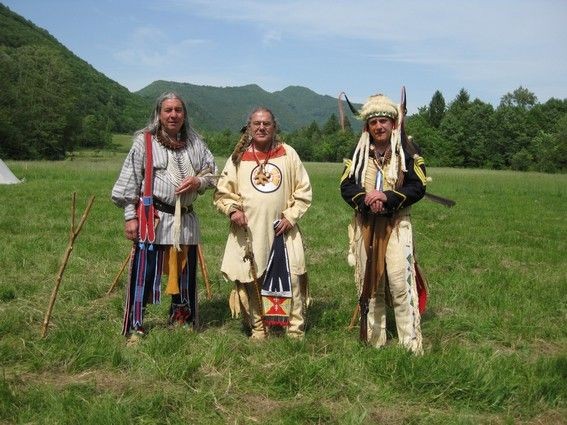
[1,55,565,174]
[201,113,355,163]
[405,87,567,173]
[0,45,148,160]
[2,5,565,172]
[205,86,567,174]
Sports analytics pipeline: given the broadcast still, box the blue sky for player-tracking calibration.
[3,0,566,114]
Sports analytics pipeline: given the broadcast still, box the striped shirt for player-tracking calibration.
[111,132,217,245]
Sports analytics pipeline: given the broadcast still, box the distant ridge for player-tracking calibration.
[0,3,359,159]
[136,81,361,132]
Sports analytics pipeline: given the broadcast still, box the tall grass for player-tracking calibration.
[0,148,565,424]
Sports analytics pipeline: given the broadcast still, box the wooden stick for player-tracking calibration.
[348,303,360,330]
[106,250,132,295]
[71,192,76,235]
[243,227,266,335]
[424,192,456,207]
[41,194,95,338]
[197,244,212,300]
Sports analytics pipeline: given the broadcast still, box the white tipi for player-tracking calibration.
[0,159,20,184]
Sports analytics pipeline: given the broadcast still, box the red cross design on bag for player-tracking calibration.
[265,296,286,315]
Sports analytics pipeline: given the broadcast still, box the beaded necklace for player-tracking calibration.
[370,144,391,191]
[157,129,186,150]
[251,140,274,186]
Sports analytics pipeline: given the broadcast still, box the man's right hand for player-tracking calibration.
[369,200,384,214]
[230,210,248,228]
[125,218,138,241]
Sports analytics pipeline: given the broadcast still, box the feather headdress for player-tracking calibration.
[348,93,407,187]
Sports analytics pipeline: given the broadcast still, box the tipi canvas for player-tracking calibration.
[0,159,20,184]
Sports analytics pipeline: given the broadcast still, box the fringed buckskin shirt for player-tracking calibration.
[214,143,312,282]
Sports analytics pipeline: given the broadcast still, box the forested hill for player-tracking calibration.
[2,4,565,172]
[0,4,148,159]
[0,2,358,160]
[136,81,359,132]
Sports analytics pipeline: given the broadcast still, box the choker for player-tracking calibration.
[157,131,186,150]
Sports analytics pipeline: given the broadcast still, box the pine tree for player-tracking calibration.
[428,90,446,128]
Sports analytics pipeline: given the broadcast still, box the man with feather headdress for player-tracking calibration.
[341,93,426,353]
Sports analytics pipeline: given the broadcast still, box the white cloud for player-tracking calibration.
[163,0,567,82]
[112,24,211,67]
[42,0,565,104]
[113,48,167,67]
[262,30,282,46]
[163,0,566,44]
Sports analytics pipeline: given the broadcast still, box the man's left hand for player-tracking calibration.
[364,189,387,206]
[176,176,201,194]
[370,200,385,214]
[275,217,293,236]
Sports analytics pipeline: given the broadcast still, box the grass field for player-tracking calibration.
[0,138,566,424]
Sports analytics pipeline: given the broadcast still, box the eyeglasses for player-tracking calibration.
[251,121,273,128]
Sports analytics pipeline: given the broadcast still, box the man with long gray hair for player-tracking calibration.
[112,92,217,341]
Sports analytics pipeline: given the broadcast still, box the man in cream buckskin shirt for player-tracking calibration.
[214,107,312,340]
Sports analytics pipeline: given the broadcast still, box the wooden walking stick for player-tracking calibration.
[106,250,132,295]
[243,227,267,335]
[41,193,95,338]
[359,216,377,343]
[197,243,212,300]
[348,304,360,330]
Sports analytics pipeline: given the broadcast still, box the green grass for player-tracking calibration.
[0,144,565,424]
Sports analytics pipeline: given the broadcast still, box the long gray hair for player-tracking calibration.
[141,92,201,143]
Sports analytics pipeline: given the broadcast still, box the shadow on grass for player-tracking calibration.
[198,294,349,336]
[198,294,232,330]
[420,307,437,322]
[304,298,342,332]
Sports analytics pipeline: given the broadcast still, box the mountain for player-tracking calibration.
[0,3,358,159]
[136,81,360,132]
[0,3,148,159]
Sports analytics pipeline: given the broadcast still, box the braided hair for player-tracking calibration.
[231,107,282,165]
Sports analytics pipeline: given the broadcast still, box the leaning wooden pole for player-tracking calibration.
[348,304,360,330]
[197,244,212,300]
[106,250,132,295]
[41,193,95,338]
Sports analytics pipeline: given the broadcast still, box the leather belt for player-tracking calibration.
[153,198,193,215]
